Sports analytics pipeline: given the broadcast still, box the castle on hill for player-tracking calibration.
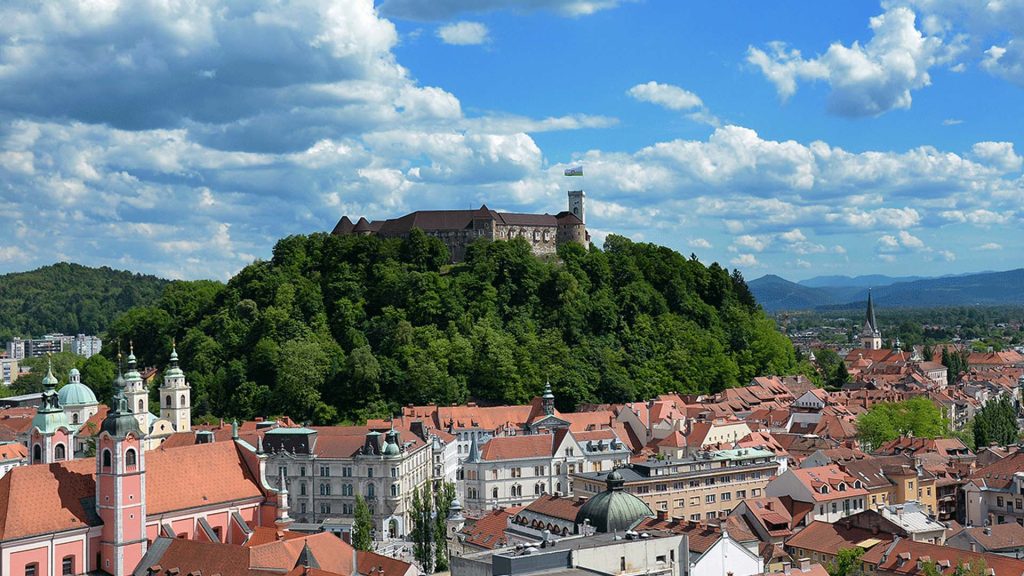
[332,190,589,262]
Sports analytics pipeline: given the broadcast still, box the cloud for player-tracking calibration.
[628,82,702,111]
[976,242,1003,251]
[747,7,959,116]
[378,0,625,20]
[730,253,759,267]
[733,235,771,252]
[437,21,490,45]
[942,118,963,125]
[778,228,806,243]
[688,238,712,249]
[898,230,926,249]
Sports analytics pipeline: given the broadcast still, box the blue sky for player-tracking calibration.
[0,1,1021,281]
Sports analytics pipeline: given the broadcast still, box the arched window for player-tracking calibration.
[137,399,144,412]
[102,449,112,469]
[180,394,187,406]
[54,444,66,461]
[62,556,75,576]
[367,484,375,498]
[73,413,80,424]
[165,395,172,407]
[33,444,41,464]
[25,562,38,576]
[125,448,137,468]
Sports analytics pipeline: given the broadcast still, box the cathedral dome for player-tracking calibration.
[59,382,98,406]
[574,469,653,533]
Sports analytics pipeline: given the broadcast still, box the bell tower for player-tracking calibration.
[860,290,882,350]
[568,189,585,223]
[96,380,147,576]
[123,343,150,433]
[29,356,72,463]
[160,342,191,432]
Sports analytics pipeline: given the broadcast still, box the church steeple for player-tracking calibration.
[542,380,555,416]
[30,354,72,463]
[860,290,883,350]
[160,339,191,432]
[123,341,150,432]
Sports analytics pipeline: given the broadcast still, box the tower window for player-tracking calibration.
[166,395,172,407]
[102,449,112,469]
[181,394,187,406]
[138,399,144,412]
[73,413,80,424]
[54,443,66,461]
[33,444,41,464]
[126,448,137,469]
[62,556,74,576]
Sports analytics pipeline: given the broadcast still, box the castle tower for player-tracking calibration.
[123,344,150,433]
[96,382,147,576]
[30,356,73,463]
[160,342,191,432]
[568,190,585,223]
[860,290,882,350]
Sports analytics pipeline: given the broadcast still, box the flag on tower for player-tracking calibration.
[564,166,583,177]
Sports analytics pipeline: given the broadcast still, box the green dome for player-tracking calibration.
[382,441,401,456]
[59,382,98,406]
[575,469,653,533]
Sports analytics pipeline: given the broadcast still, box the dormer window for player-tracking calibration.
[838,482,846,491]
[819,485,829,494]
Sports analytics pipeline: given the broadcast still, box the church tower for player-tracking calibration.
[96,380,147,576]
[860,290,882,350]
[30,356,73,463]
[123,343,150,433]
[568,189,585,223]
[160,342,191,432]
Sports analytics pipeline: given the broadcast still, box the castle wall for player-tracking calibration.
[494,225,559,256]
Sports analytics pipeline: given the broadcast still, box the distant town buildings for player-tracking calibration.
[4,333,102,360]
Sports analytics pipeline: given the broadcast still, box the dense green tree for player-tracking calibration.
[941,347,970,386]
[98,232,799,422]
[411,484,435,573]
[829,547,866,576]
[973,396,1018,448]
[856,397,950,451]
[352,495,373,551]
[433,481,456,571]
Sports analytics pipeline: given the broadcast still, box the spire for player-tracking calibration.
[865,290,879,334]
[232,419,239,440]
[164,338,184,379]
[465,433,480,463]
[42,353,58,389]
[542,380,555,416]
[276,468,293,529]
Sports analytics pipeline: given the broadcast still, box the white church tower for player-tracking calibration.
[123,344,150,433]
[160,342,191,432]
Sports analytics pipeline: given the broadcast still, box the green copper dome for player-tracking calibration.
[575,469,653,533]
[33,358,69,434]
[59,383,98,406]
[382,441,400,456]
[101,377,142,438]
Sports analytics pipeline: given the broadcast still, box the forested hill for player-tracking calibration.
[0,263,169,341]
[105,232,798,424]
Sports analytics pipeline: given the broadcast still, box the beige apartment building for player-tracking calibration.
[571,447,779,521]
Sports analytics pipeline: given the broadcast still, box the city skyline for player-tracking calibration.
[1,1,1022,280]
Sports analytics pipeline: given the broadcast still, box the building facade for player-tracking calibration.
[573,448,779,522]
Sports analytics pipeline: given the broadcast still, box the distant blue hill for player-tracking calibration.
[798,274,926,288]
[750,268,1024,312]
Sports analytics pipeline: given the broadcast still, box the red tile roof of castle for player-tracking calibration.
[0,440,264,542]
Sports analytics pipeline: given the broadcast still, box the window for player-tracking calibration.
[690,497,699,506]
[125,448,137,468]
[279,466,287,478]
[300,466,306,477]
[320,483,331,496]
[343,503,353,514]
[26,562,38,576]
[73,413,80,424]
[300,482,307,496]
[998,497,1005,507]
[62,557,74,576]
[320,503,332,514]
[706,512,717,520]
[343,466,352,477]
[367,484,375,498]
[689,480,700,488]
[511,467,522,478]
[491,469,499,480]
[320,466,330,477]
[165,395,172,407]
[736,490,746,499]
[391,467,399,478]
[391,484,399,497]
[301,502,308,514]
[367,468,373,478]
[343,484,353,496]
[492,487,499,499]
[33,444,41,464]
[752,489,761,497]
[705,477,716,486]
[138,399,144,412]
[535,483,542,495]
[721,492,731,502]
[102,449,112,469]
[706,494,715,504]
[54,443,66,461]
[180,394,186,406]
[831,502,837,514]
[690,514,700,521]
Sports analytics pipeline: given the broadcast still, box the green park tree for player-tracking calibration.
[352,495,373,551]
[856,397,949,451]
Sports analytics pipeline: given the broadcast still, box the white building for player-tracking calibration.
[765,465,869,523]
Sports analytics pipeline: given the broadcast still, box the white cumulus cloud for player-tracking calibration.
[437,21,490,45]
[628,81,703,111]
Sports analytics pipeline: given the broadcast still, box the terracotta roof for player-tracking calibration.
[969,450,1024,490]
[632,517,723,554]
[786,520,893,557]
[479,434,555,461]
[244,527,309,547]
[863,537,1024,574]
[840,458,895,490]
[73,404,109,438]
[0,440,263,541]
[134,537,278,576]
[742,497,794,536]
[249,531,355,574]
[521,494,585,522]
[788,465,868,502]
[356,550,412,576]
[0,442,27,461]
[0,407,37,441]
[461,507,518,549]
[766,563,829,576]
[956,523,1024,551]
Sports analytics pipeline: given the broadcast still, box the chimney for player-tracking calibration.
[781,561,792,575]
[765,500,773,511]
[799,558,811,572]
[984,526,992,535]
[657,509,668,521]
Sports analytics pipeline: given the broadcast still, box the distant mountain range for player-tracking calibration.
[749,268,1024,312]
